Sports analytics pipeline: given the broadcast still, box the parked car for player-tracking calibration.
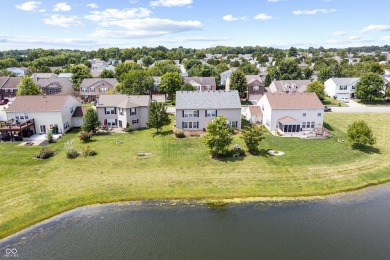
[0,99,9,105]
[324,106,332,112]
[340,97,349,103]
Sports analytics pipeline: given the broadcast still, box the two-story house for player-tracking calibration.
[95,95,150,129]
[183,77,217,91]
[268,80,311,94]
[324,78,360,99]
[245,75,265,101]
[6,67,30,77]
[36,78,74,96]
[257,92,324,136]
[0,77,21,100]
[80,78,119,102]
[175,90,241,131]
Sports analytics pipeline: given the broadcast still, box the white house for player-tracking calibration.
[257,92,324,136]
[324,78,360,99]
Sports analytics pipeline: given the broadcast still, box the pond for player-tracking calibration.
[1,184,390,260]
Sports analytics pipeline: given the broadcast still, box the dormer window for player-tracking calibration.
[253,86,259,91]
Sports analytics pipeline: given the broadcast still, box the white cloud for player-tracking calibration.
[348,35,361,41]
[15,1,41,11]
[42,15,84,27]
[150,36,229,43]
[84,8,151,22]
[360,24,390,33]
[267,0,281,2]
[129,0,138,3]
[293,9,336,15]
[222,14,247,21]
[254,13,273,21]
[86,3,98,9]
[53,2,71,12]
[0,34,97,47]
[150,0,192,7]
[381,36,390,42]
[332,31,347,36]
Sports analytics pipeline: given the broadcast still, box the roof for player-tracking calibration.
[36,78,73,89]
[72,106,87,117]
[264,92,324,110]
[176,90,241,109]
[31,73,56,80]
[271,80,311,93]
[382,75,390,84]
[80,78,118,88]
[6,95,79,112]
[278,116,299,124]
[96,95,150,108]
[329,77,360,85]
[184,77,216,86]
[248,105,262,117]
[245,75,263,85]
[58,73,72,78]
[0,77,21,89]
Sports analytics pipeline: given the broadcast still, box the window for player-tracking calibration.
[70,107,74,114]
[303,113,306,117]
[231,121,238,128]
[105,107,116,114]
[100,88,108,93]
[318,112,322,116]
[106,119,117,126]
[311,122,315,128]
[15,112,29,121]
[40,125,46,133]
[183,121,198,129]
[90,87,95,92]
[63,122,70,129]
[253,86,259,91]
[130,108,136,116]
[206,110,217,117]
[339,85,347,90]
[352,85,355,90]
[262,105,264,111]
[183,110,198,117]
[194,86,200,91]
[81,88,87,93]
[205,85,211,91]
[119,108,124,115]
[302,122,306,128]
[132,119,138,124]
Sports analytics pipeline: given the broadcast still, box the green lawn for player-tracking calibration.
[1,113,390,238]
[322,97,348,107]
[356,99,390,106]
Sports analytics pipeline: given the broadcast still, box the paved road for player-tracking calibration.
[330,100,390,113]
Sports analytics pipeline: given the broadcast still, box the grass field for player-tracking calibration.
[1,113,390,238]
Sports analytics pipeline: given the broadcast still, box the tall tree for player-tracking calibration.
[278,58,302,80]
[71,64,92,91]
[159,72,183,100]
[239,63,259,75]
[203,115,233,158]
[241,125,265,155]
[229,70,247,97]
[355,72,384,101]
[306,81,325,100]
[115,62,142,79]
[288,47,298,57]
[116,70,154,96]
[347,120,376,146]
[82,108,100,133]
[141,55,154,67]
[17,76,41,95]
[147,101,170,133]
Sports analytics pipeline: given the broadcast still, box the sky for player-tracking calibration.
[1,0,390,51]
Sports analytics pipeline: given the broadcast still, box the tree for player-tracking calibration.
[159,72,183,100]
[141,55,154,67]
[116,70,154,97]
[229,70,247,97]
[17,76,41,95]
[185,59,202,70]
[203,115,233,158]
[347,120,376,146]
[307,81,325,100]
[241,125,265,155]
[355,72,384,100]
[278,58,302,80]
[99,69,116,78]
[288,47,298,57]
[180,83,195,91]
[82,108,100,133]
[71,64,92,91]
[115,62,142,78]
[147,101,170,133]
[239,63,259,75]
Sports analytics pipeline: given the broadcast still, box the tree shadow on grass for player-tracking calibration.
[152,130,173,137]
[323,122,334,131]
[252,148,272,157]
[352,143,381,154]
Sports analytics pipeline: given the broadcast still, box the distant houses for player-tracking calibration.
[80,78,119,102]
[324,78,360,99]
[183,77,217,91]
[0,77,21,100]
[268,80,311,94]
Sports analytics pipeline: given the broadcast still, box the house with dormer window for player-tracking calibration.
[80,78,118,102]
[183,77,216,91]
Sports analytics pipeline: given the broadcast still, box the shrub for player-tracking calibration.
[47,132,54,143]
[174,129,185,138]
[124,123,133,133]
[190,133,200,137]
[78,131,93,142]
[37,148,55,159]
[82,145,97,157]
[64,139,79,159]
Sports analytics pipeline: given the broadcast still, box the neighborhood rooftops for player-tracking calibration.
[264,92,324,110]
[245,75,263,84]
[80,78,119,88]
[36,78,72,89]
[6,95,79,112]
[96,94,150,108]
[270,80,311,93]
[0,76,21,90]
[184,77,216,86]
[176,90,241,110]
[328,77,360,85]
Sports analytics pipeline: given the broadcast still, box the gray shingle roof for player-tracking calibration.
[183,77,216,86]
[36,78,73,89]
[96,95,150,108]
[80,78,118,88]
[271,80,311,93]
[329,78,360,85]
[175,90,241,109]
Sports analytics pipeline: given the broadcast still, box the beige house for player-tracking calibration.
[80,78,119,102]
[3,95,81,139]
[36,78,74,96]
[175,90,241,131]
[268,80,311,94]
[95,95,150,129]
[183,77,217,91]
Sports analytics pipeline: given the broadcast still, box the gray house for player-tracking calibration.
[95,95,150,129]
[175,90,241,131]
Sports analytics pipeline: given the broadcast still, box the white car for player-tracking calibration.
[340,97,349,103]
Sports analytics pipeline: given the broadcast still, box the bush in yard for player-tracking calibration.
[78,130,93,142]
[347,120,376,146]
[82,145,97,157]
[174,129,185,138]
[241,125,265,155]
[204,115,233,158]
[82,108,100,133]
[37,148,55,159]
[47,132,54,143]
[124,123,133,133]
[64,139,79,159]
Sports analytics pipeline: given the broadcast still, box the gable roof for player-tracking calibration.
[329,77,360,85]
[248,105,262,117]
[184,77,216,86]
[264,92,323,110]
[0,77,21,89]
[36,78,73,89]
[270,80,311,93]
[176,90,241,109]
[6,95,79,112]
[80,78,118,89]
[96,95,150,108]
[245,75,263,85]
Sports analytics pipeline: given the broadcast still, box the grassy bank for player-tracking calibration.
[1,113,390,238]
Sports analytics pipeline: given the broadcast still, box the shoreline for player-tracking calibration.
[2,180,390,242]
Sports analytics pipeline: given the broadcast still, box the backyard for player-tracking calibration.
[1,113,390,238]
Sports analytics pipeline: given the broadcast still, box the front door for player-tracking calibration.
[40,125,46,133]
[119,120,122,128]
